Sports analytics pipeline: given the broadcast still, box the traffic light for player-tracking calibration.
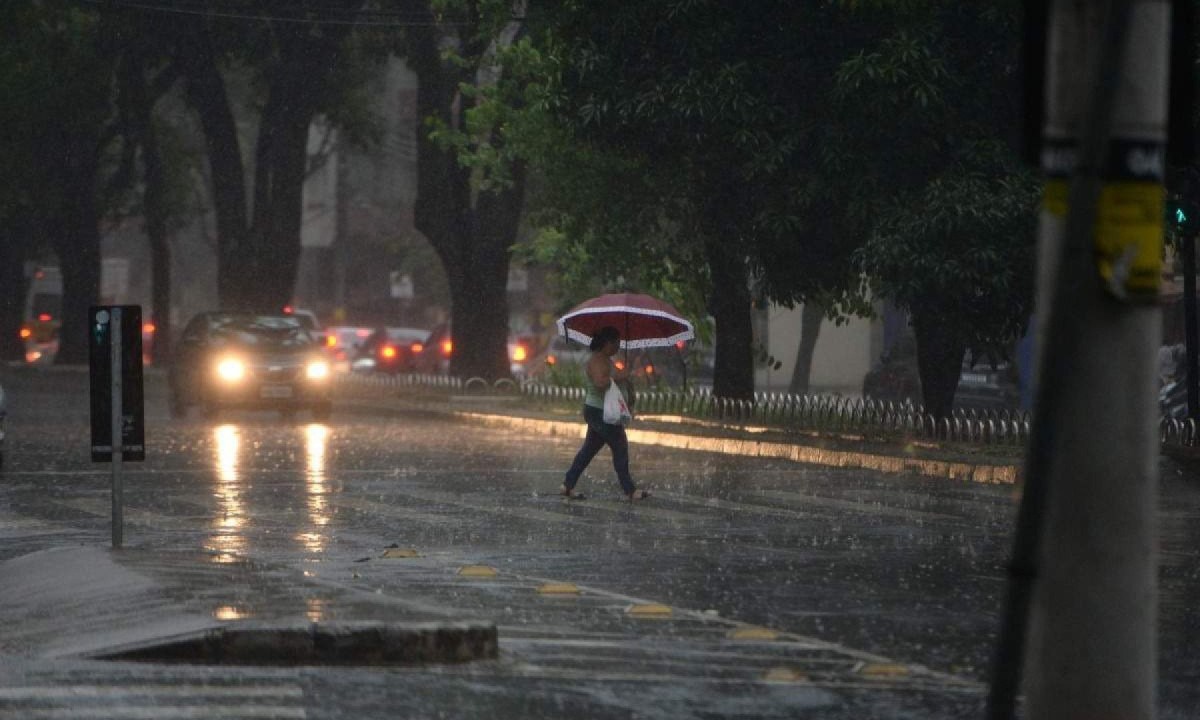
[1167,195,1200,236]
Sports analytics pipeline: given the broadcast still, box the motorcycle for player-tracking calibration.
[1160,378,1190,420]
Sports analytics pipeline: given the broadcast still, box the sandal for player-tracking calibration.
[560,487,587,500]
[627,489,651,502]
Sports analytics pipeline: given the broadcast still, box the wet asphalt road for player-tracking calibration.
[0,366,1198,719]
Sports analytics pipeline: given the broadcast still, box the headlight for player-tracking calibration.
[306,360,330,380]
[216,357,245,382]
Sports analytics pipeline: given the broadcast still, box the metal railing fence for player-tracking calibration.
[337,372,1199,448]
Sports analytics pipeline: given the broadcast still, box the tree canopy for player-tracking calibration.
[450,0,1035,406]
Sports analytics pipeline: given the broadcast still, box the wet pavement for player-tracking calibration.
[0,365,1198,718]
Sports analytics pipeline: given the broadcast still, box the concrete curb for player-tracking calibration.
[338,396,1019,484]
[457,411,1019,485]
[95,621,499,666]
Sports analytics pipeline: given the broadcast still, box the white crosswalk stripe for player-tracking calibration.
[0,685,304,700]
[12,708,305,720]
[0,684,306,720]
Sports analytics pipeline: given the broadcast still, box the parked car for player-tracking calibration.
[862,337,922,405]
[862,340,1022,411]
[168,312,332,420]
[955,352,1020,411]
[352,326,430,374]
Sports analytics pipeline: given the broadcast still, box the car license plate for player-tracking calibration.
[261,385,293,399]
[961,372,990,384]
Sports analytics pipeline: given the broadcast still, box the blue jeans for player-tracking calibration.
[564,405,636,496]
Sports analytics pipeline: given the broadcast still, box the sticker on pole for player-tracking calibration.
[1096,181,1164,299]
[1041,137,1166,299]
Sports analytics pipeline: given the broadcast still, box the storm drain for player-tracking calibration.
[94,621,497,666]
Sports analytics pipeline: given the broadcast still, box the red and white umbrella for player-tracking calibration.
[556,293,695,349]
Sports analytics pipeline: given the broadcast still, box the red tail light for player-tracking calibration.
[512,345,528,362]
[614,360,626,371]
[325,334,337,347]
[19,327,31,340]
[381,345,398,359]
[440,339,453,357]
[38,313,51,322]
[143,322,156,334]
[645,364,654,375]
[410,342,424,354]
[546,355,557,365]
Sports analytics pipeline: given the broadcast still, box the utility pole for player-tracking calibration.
[999,2,1165,719]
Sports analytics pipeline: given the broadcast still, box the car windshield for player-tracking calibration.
[209,315,314,349]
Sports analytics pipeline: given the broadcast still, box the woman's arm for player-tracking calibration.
[587,353,612,390]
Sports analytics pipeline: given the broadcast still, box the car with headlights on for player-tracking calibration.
[168,312,332,420]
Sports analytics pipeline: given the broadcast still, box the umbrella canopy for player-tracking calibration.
[556,293,695,349]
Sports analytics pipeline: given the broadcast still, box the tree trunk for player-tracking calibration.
[912,308,965,419]
[409,17,521,381]
[705,237,755,400]
[451,169,524,380]
[247,77,313,312]
[788,302,824,395]
[0,234,29,363]
[125,49,173,362]
[174,28,250,310]
[53,133,102,365]
[176,20,350,313]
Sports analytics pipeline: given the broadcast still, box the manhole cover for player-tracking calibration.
[94,622,497,666]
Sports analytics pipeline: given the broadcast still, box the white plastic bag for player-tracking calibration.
[602,379,633,426]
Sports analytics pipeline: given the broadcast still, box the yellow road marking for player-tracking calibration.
[537,582,581,595]
[763,667,807,683]
[381,548,419,558]
[627,603,672,617]
[858,662,910,678]
[728,627,779,641]
[458,565,498,578]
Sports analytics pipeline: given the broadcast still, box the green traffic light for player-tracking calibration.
[1177,207,1188,225]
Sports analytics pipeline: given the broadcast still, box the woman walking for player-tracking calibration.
[561,326,651,501]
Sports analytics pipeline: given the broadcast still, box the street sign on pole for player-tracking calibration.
[89,305,145,549]
[90,305,145,461]
[389,271,414,299]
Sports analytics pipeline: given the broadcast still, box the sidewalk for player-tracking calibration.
[0,544,496,666]
[338,384,1022,485]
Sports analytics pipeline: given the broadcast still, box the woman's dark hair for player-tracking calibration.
[589,326,620,351]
